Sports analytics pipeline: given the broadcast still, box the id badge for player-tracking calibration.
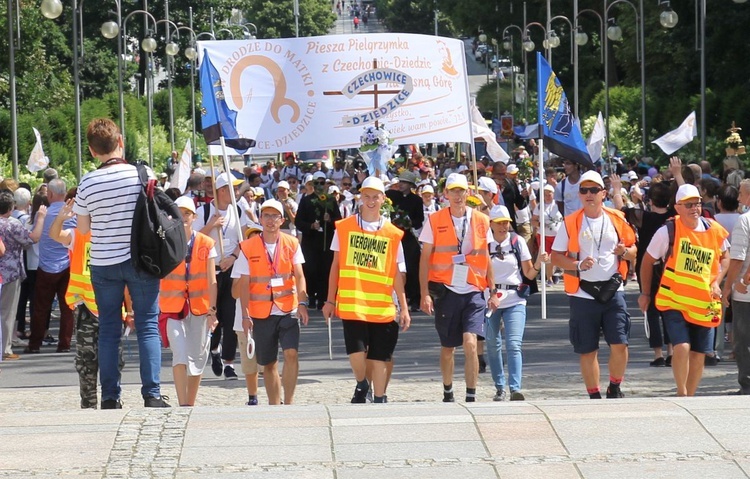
[270,276,284,288]
[451,264,469,286]
[452,254,466,264]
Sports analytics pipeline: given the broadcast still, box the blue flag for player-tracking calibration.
[536,53,593,169]
[199,49,255,153]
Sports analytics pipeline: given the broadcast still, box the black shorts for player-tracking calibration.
[434,290,485,348]
[252,314,300,366]
[342,319,399,362]
[569,292,630,354]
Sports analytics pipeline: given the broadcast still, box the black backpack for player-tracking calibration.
[131,164,187,278]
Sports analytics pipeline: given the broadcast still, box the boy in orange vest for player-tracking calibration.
[323,177,410,404]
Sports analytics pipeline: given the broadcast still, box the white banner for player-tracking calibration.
[471,106,509,164]
[198,34,471,155]
[27,127,49,173]
[652,111,697,155]
[171,139,192,193]
[587,111,605,163]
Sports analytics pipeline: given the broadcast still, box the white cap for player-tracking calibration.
[675,184,701,203]
[507,164,519,175]
[174,196,196,214]
[277,180,290,190]
[446,173,469,190]
[478,176,498,194]
[620,174,631,183]
[490,205,512,222]
[304,174,314,184]
[253,187,265,197]
[313,171,327,180]
[457,164,469,173]
[360,176,385,194]
[543,183,555,193]
[531,180,541,191]
[159,172,168,179]
[579,170,605,189]
[245,222,263,235]
[627,170,638,180]
[328,185,340,194]
[260,199,284,216]
[215,173,242,190]
[421,185,435,195]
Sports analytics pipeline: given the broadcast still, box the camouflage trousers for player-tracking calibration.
[75,304,124,409]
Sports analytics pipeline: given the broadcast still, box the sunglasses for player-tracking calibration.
[579,187,603,195]
[342,183,352,187]
[314,181,326,185]
[680,201,703,209]
[491,245,509,260]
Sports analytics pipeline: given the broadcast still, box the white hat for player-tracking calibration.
[490,205,512,223]
[457,164,469,173]
[446,173,469,190]
[421,185,435,195]
[159,172,168,179]
[627,170,638,180]
[260,199,284,216]
[478,176,498,194]
[277,180,290,190]
[303,174,314,184]
[543,183,555,193]
[253,187,265,197]
[245,222,263,235]
[174,196,196,214]
[312,171,327,180]
[579,170,605,189]
[359,176,385,194]
[675,184,701,203]
[328,185,340,194]
[215,173,242,190]
[531,180,541,190]
[507,164,519,175]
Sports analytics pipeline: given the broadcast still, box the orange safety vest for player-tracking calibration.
[65,230,98,316]
[561,207,636,295]
[427,208,490,290]
[159,232,215,315]
[334,215,404,323]
[654,216,727,326]
[240,233,299,319]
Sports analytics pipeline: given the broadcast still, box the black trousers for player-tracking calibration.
[302,238,333,305]
[402,232,421,307]
[210,268,238,361]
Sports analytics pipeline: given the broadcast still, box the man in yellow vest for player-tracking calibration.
[323,176,410,403]
[551,170,637,399]
[49,196,130,409]
[235,199,309,405]
[639,183,729,396]
[419,173,499,403]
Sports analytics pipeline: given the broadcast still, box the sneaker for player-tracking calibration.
[210,352,223,376]
[546,279,554,287]
[224,365,238,380]
[649,357,666,367]
[493,390,507,402]
[442,390,455,403]
[43,335,58,345]
[144,396,171,408]
[705,355,720,367]
[606,386,624,399]
[351,383,369,404]
[101,399,123,409]
[665,355,672,367]
[510,391,525,401]
[246,397,259,405]
[365,383,373,403]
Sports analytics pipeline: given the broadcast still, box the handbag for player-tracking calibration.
[579,273,623,304]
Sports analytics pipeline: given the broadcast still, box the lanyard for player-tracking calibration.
[456,214,467,253]
[584,215,605,257]
[357,213,382,232]
[261,233,280,276]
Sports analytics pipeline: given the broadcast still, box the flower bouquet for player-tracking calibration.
[360,124,396,175]
[380,196,395,218]
[725,122,746,156]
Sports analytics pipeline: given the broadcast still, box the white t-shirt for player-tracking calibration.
[551,213,622,300]
[193,202,249,259]
[489,235,532,308]
[554,176,582,216]
[515,189,535,224]
[232,237,305,318]
[533,200,563,236]
[730,212,750,302]
[419,208,494,294]
[330,216,406,273]
[714,213,740,244]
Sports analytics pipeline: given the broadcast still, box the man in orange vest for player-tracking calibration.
[323,176,410,404]
[639,183,729,396]
[235,199,309,405]
[551,170,637,399]
[49,195,131,409]
[419,173,500,403]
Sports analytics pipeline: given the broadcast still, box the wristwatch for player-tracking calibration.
[741,278,748,286]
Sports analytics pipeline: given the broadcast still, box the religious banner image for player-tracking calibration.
[197,33,471,154]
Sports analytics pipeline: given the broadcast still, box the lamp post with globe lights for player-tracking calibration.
[522,22,548,124]
[166,9,200,155]
[154,17,180,152]
[502,24,524,121]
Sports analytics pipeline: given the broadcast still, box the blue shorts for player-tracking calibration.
[569,292,630,354]
[434,290,485,348]
[662,309,714,353]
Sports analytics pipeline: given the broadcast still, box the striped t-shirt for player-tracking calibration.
[73,163,141,266]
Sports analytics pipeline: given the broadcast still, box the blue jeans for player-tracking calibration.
[485,303,526,392]
[91,261,161,401]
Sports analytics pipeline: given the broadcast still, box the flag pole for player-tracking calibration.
[219,137,244,242]
[208,153,225,258]
[538,136,547,320]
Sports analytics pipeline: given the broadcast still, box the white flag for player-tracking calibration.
[27,128,49,173]
[652,112,697,155]
[587,112,605,163]
[171,139,192,194]
[471,106,510,164]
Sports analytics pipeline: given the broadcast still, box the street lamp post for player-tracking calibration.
[522,22,547,124]
[155,17,180,154]
[502,24,524,121]
[168,19,199,155]
[478,32,489,83]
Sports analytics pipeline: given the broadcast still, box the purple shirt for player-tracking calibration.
[0,216,33,284]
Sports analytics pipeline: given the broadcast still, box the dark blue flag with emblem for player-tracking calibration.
[536,53,593,169]
[199,49,256,153]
